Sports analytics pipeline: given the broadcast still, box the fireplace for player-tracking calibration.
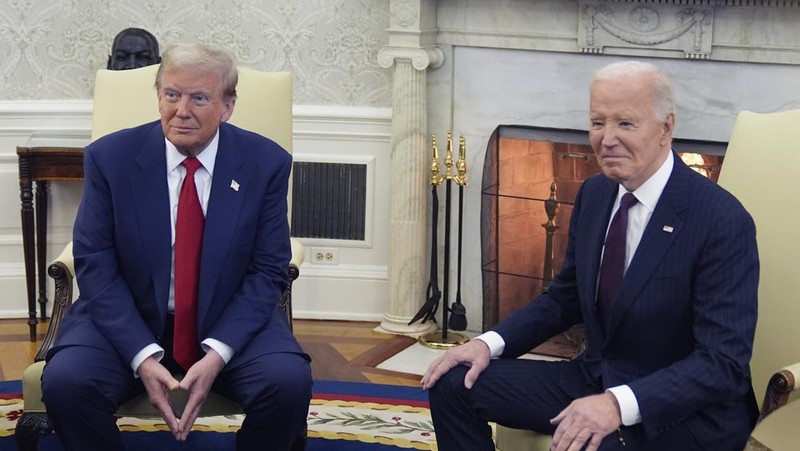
[480,125,725,356]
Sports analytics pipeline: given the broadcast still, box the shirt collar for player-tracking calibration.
[617,150,674,213]
[165,128,219,176]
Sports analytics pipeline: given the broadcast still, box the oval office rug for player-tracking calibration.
[0,380,437,450]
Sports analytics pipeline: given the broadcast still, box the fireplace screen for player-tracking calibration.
[480,125,725,357]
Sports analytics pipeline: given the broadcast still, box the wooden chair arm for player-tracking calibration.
[290,238,304,267]
[35,243,75,362]
[758,362,800,422]
[280,238,303,332]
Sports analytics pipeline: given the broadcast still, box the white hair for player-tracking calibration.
[591,61,675,122]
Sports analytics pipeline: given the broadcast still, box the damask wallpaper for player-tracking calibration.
[0,0,392,106]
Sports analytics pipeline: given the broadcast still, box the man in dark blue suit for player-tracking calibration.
[41,43,311,450]
[423,61,759,450]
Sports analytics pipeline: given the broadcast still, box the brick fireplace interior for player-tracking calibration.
[480,125,725,357]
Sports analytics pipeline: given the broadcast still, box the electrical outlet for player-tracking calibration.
[311,247,339,265]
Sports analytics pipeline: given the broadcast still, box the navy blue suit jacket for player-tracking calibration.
[49,121,304,369]
[493,154,759,446]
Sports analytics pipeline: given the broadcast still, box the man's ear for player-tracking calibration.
[107,55,112,70]
[661,112,675,145]
[220,98,236,123]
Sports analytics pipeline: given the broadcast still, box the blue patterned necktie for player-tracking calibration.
[597,192,638,330]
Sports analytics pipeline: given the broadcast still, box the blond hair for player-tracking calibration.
[155,43,238,99]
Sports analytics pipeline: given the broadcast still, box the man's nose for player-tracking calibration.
[602,125,618,146]
[175,97,192,117]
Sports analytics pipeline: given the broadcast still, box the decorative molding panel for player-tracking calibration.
[579,2,714,59]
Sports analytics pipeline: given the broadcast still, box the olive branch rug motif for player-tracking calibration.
[0,380,438,450]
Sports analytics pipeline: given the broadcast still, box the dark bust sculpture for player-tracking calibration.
[107,28,161,70]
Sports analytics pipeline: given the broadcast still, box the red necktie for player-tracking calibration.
[174,157,204,370]
[597,192,638,330]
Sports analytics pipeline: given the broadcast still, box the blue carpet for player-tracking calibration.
[0,380,429,450]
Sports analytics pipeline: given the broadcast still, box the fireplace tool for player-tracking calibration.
[419,132,469,349]
[408,135,445,326]
[448,134,468,331]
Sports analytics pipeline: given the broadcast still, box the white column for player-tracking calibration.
[375,46,442,336]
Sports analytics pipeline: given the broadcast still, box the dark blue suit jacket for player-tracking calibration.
[49,121,304,369]
[493,154,759,447]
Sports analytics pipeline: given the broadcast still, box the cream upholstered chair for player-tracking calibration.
[716,109,800,450]
[15,64,305,450]
[498,110,800,451]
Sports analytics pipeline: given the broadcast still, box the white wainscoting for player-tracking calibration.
[0,100,392,321]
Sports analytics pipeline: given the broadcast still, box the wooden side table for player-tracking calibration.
[17,143,85,341]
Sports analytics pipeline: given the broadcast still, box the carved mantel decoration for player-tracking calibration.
[580,2,713,59]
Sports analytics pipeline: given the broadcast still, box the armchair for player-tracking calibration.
[716,109,800,449]
[15,64,305,450]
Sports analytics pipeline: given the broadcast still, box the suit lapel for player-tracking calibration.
[129,123,172,324]
[605,156,692,340]
[197,125,246,321]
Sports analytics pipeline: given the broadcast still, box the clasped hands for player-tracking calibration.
[421,340,622,451]
[138,350,226,441]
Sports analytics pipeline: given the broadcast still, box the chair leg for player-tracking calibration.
[15,412,52,451]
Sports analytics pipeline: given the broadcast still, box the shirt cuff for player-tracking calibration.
[607,385,642,426]
[132,343,164,377]
[475,331,505,358]
[202,338,234,364]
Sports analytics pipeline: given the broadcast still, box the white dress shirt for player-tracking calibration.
[131,130,235,375]
[476,152,675,426]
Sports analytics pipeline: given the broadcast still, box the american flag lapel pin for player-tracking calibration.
[662,225,674,233]
[230,180,240,192]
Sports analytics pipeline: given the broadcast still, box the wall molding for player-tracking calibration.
[301,264,388,280]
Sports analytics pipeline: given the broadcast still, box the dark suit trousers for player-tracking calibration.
[429,359,705,451]
[41,331,311,451]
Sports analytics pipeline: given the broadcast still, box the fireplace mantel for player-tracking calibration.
[436,0,800,65]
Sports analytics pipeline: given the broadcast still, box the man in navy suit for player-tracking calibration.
[41,43,311,451]
[423,61,759,450]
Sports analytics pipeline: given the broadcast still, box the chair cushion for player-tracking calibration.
[116,388,241,418]
[495,424,552,451]
[23,360,241,417]
[750,399,800,450]
[22,361,47,413]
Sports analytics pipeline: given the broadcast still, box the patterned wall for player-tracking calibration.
[0,0,392,106]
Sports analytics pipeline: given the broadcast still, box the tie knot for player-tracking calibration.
[620,192,638,211]
[182,157,202,175]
